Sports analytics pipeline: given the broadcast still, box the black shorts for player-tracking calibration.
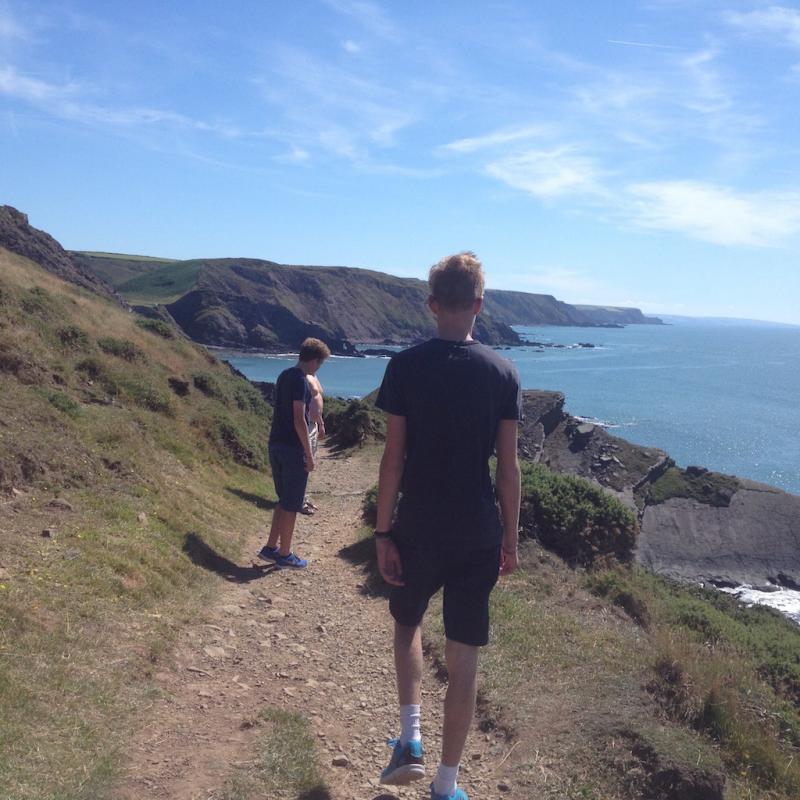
[389,539,501,647]
[268,443,309,513]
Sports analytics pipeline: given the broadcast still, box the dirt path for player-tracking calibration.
[118,445,512,800]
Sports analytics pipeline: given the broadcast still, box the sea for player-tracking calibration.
[222,319,800,624]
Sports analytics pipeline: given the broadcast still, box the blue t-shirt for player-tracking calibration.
[376,338,521,546]
[269,367,311,449]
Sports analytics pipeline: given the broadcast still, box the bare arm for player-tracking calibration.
[375,413,406,586]
[293,400,315,471]
[495,418,521,575]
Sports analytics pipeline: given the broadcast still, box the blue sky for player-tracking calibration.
[1,1,799,324]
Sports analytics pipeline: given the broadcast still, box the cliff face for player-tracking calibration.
[0,206,118,300]
[75,252,663,354]
[163,260,520,352]
[519,391,800,590]
[574,305,665,326]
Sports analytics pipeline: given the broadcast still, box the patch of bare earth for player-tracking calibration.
[117,445,515,800]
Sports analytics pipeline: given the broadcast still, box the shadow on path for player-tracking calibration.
[297,786,334,800]
[183,532,275,583]
[338,536,390,599]
[225,487,278,511]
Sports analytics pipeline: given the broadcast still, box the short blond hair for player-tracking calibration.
[428,251,485,310]
[299,337,331,362]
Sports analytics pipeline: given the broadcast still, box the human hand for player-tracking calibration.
[376,538,405,586]
[305,454,315,472]
[499,545,518,576]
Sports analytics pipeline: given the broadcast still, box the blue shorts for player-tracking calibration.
[268,444,309,513]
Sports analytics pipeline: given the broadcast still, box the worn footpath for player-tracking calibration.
[118,445,514,800]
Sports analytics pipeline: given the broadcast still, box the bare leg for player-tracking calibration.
[394,622,423,705]
[266,507,298,555]
[441,638,479,766]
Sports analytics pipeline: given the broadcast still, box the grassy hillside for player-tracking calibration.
[361,462,800,799]
[0,247,274,799]
[70,251,179,288]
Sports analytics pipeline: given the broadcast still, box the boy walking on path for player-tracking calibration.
[258,337,330,569]
[373,252,522,800]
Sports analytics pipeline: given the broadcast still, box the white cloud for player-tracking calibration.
[726,6,800,48]
[321,0,399,41]
[0,65,242,137]
[441,125,550,154]
[342,39,361,54]
[485,147,605,199]
[626,180,800,246]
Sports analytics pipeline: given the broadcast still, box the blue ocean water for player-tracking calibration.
[221,320,800,495]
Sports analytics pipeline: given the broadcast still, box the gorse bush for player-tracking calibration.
[135,317,175,338]
[520,462,638,565]
[326,399,385,448]
[98,337,143,362]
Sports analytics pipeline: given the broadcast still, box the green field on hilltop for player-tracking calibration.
[116,261,203,304]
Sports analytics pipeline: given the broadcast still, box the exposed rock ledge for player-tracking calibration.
[519,390,800,591]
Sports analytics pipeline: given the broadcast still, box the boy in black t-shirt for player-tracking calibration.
[374,253,522,800]
[257,337,330,569]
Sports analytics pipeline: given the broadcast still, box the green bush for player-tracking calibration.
[212,414,264,468]
[118,378,173,414]
[135,317,175,338]
[326,399,385,448]
[20,286,52,315]
[44,390,81,417]
[98,337,143,362]
[520,462,638,565]
[57,325,90,349]
[192,372,225,400]
[362,484,378,526]
[232,381,269,414]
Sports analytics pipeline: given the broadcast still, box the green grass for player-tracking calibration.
[644,465,740,507]
[116,262,203,304]
[0,247,276,797]
[212,709,328,800]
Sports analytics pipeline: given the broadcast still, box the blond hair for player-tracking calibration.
[428,251,485,310]
[299,337,331,362]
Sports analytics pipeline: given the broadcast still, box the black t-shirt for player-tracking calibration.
[269,367,311,449]
[375,338,522,547]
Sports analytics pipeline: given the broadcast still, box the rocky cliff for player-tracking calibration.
[518,390,800,590]
[161,260,520,353]
[74,251,663,354]
[0,206,118,300]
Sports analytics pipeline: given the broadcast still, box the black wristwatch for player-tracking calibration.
[373,529,392,541]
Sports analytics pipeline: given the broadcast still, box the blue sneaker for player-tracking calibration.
[256,544,278,560]
[380,737,424,785]
[430,784,468,800]
[273,552,308,569]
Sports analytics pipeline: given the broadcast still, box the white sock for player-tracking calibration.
[433,763,459,797]
[399,703,421,745]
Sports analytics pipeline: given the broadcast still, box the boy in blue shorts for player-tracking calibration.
[373,253,522,800]
[258,337,330,568]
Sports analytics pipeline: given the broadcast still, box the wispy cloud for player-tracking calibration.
[441,125,551,154]
[485,147,606,199]
[626,180,800,246]
[607,39,682,50]
[321,0,400,41]
[256,45,417,161]
[725,5,800,48]
[0,65,242,136]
